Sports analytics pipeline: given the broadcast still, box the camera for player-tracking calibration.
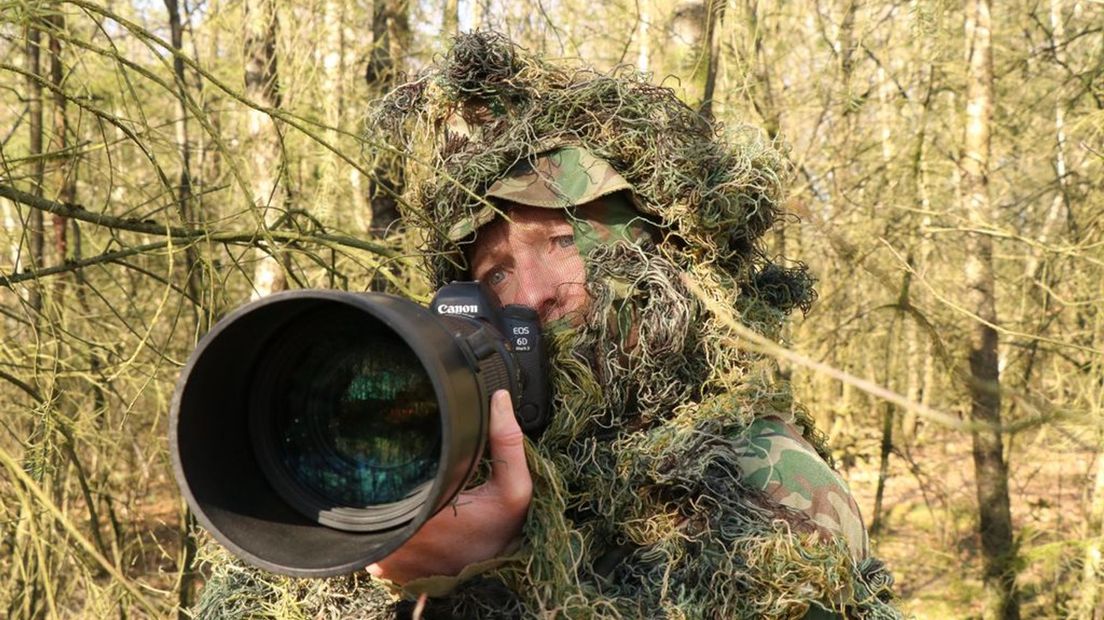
[170,282,548,577]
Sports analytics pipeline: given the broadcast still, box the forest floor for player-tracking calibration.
[129,468,191,602]
[134,422,1096,618]
[846,423,1096,619]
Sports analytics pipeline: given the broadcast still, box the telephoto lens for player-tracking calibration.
[170,283,547,577]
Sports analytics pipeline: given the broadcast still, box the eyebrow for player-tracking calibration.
[467,213,577,275]
[469,242,509,278]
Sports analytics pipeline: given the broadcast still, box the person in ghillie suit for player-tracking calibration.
[194,31,900,619]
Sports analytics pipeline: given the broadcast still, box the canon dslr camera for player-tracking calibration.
[170,282,548,577]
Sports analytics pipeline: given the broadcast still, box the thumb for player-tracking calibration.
[486,390,532,506]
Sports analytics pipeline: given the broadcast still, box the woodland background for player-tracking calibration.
[0,0,1102,618]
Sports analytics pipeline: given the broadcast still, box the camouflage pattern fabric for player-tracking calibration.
[448,146,638,241]
[733,416,870,562]
[485,146,634,207]
[563,192,658,255]
[398,413,872,601]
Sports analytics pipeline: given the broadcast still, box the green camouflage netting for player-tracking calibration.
[193,31,899,619]
[371,30,808,308]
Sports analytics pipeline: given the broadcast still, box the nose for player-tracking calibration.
[509,260,564,323]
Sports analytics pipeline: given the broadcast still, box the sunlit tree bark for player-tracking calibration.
[666,0,724,118]
[166,0,206,322]
[697,0,725,120]
[244,0,287,298]
[442,0,460,38]
[163,3,203,611]
[1082,420,1104,619]
[1080,291,1104,617]
[961,1,1020,617]
[24,18,45,317]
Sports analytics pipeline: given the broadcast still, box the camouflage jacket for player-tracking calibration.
[732,415,869,562]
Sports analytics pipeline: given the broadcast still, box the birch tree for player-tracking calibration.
[244,0,287,298]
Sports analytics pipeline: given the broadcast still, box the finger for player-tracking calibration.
[486,390,532,506]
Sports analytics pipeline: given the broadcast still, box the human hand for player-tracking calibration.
[367,390,532,585]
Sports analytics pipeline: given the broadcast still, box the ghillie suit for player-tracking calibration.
[195,32,899,619]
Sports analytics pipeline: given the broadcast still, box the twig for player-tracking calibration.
[0,445,164,617]
[0,182,399,258]
[684,274,972,432]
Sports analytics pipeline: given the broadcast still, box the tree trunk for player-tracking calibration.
[442,0,459,38]
[1079,308,1104,618]
[838,0,859,87]
[1080,437,1104,619]
[244,0,287,298]
[870,390,894,535]
[364,0,409,239]
[667,1,726,120]
[313,0,344,227]
[162,3,204,609]
[696,0,726,121]
[165,0,205,322]
[904,70,934,441]
[48,16,71,266]
[25,19,45,317]
[741,0,779,139]
[637,2,650,73]
[872,268,912,534]
[200,0,223,187]
[961,1,1020,617]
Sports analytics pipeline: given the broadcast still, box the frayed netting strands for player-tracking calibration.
[379,243,899,618]
[192,545,397,619]
[372,31,809,310]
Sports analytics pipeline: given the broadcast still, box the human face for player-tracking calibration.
[468,204,589,325]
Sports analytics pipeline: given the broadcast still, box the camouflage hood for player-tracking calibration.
[372,31,812,317]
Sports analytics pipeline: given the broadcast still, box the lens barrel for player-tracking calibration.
[170,290,500,577]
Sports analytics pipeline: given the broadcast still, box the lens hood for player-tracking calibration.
[170,290,489,577]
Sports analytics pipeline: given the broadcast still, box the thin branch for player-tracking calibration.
[1,103,28,147]
[0,369,42,402]
[684,274,972,432]
[0,445,164,617]
[0,183,400,259]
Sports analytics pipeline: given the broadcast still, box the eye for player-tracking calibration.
[485,268,507,287]
[552,234,575,249]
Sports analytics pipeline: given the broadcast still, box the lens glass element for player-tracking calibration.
[273,322,440,508]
